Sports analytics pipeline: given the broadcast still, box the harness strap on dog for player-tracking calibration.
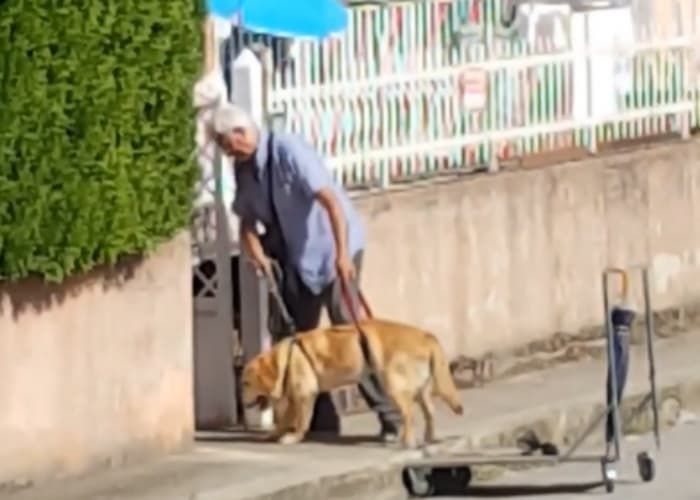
[272,279,376,401]
[278,336,316,397]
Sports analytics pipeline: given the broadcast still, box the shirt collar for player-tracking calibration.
[252,129,269,182]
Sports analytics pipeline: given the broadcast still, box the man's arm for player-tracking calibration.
[233,193,269,274]
[284,138,350,262]
[316,187,349,264]
[240,218,269,274]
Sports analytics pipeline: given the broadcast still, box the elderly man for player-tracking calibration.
[213,103,401,441]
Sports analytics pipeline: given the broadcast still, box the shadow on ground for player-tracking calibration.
[196,429,386,447]
[463,481,603,496]
[430,481,604,497]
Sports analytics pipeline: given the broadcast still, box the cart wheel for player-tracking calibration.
[637,452,655,482]
[430,466,472,495]
[605,479,615,494]
[601,460,616,494]
[402,467,434,497]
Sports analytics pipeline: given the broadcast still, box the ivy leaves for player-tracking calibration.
[0,0,203,282]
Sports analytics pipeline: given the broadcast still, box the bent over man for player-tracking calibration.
[213,103,401,441]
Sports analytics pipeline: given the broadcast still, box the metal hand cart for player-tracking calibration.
[402,266,661,496]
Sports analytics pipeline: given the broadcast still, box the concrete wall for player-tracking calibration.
[356,140,700,358]
[0,232,193,486]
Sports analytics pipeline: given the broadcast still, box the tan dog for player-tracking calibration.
[241,318,463,447]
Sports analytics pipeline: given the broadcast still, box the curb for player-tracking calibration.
[242,376,700,500]
[245,464,406,500]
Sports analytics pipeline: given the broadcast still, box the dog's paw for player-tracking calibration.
[278,433,303,445]
[264,431,284,442]
[400,437,419,450]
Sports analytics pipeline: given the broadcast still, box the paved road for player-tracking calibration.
[432,421,700,500]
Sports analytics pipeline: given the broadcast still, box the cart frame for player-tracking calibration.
[402,266,661,496]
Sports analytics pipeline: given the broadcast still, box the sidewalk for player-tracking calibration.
[5,332,700,500]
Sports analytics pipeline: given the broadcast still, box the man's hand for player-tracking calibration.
[335,252,356,285]
[241,220,273,279]
[254,254,273,279]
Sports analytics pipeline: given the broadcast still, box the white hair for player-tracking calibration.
[212,104,256,135]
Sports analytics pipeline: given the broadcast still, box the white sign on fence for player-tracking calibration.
[459,66,488,110]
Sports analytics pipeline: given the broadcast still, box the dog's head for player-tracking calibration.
[241,349,279,411]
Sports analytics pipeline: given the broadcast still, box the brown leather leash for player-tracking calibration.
[339,274,372,322]
[339,277,377,369]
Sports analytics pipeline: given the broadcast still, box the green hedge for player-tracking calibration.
[0,1,203,282]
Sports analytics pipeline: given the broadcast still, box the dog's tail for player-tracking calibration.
[429,336,464,415]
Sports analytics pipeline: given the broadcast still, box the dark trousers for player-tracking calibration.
[280,252,401,434]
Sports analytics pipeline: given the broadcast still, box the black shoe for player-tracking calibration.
[380,422,400,443]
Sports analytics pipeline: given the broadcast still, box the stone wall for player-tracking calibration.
[0,232,193,485]
[356,140,700,357]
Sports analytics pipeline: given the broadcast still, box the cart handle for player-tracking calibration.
[606,268,629,301]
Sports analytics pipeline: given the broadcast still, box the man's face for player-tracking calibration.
[217,127,257,161]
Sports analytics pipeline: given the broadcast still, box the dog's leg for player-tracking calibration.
[266,399,292,442]
[396,393,416,449]
[385,380,415,448]
[417,387,436,444]
[279,395,315,445]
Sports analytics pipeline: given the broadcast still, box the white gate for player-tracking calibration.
[191,148,239,429]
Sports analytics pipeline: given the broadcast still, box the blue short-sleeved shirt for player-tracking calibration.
[232,130,365,294]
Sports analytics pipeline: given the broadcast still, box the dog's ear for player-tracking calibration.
[255,352,277,395]
[270,338,293,400]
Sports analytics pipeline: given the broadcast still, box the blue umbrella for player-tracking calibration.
[207,0,348,39]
